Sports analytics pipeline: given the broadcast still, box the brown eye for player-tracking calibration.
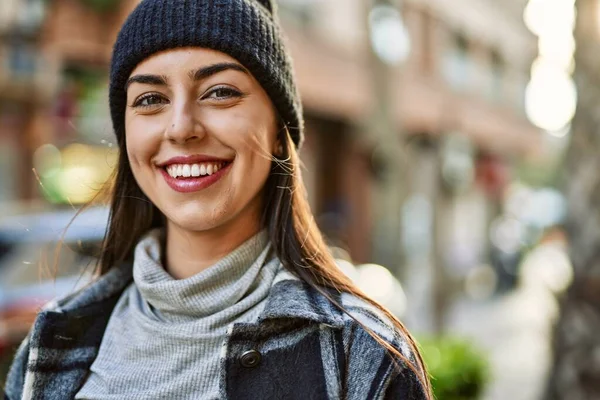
[133,94,168,108]
[204,87,242,100]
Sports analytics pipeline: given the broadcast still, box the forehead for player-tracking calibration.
[130,47,242,76]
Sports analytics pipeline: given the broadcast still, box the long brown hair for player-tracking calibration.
[95,123,433,397]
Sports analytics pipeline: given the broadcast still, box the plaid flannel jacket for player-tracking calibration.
[4,262,426,400]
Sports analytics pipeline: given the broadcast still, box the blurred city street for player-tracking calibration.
[447,283,555,400]
[1,0,598,398]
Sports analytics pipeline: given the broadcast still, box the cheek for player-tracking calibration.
[235,123,275,177]
[125,137,141,170]
[237,143,273,205]
[125,117,160,169]
[221,118,274,201]
[210,101,277,150]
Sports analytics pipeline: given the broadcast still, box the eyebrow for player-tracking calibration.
[188,62,250,81]
[125,62,249,91]
[125,74,168,90]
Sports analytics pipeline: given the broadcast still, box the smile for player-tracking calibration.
[158,157,233,193]
[165,162,227,179]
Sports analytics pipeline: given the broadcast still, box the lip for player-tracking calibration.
[156,154,233,168]
[160,162,232,193]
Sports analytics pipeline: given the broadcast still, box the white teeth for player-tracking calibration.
[166,162,227,179]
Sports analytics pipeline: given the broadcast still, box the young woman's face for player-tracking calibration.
[125,48,278,236]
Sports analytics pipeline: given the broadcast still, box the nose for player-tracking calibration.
[165,100,204,144]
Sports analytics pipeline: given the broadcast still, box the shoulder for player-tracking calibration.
[267,268,414,359]
[47,261,133,314]
[339,292,411,354]
[336,292,428,399]
[4,332,31,400]
[264,265,428,397]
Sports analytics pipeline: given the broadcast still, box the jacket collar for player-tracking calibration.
[259,278,345,328]
[50,261,133,315]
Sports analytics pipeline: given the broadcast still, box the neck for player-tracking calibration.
[164,219,263,280]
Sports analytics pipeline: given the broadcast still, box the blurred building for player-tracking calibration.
[279,0,540,265]
[277,0,541,331]
[1,0,540,287]
[0,0,57,202]
[1,0,119,208]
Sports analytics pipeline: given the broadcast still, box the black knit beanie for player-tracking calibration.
[109,0,304,148]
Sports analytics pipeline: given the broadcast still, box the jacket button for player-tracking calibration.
[240,349,262,368]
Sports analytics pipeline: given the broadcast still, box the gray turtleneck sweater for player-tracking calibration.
[75,230,282,400]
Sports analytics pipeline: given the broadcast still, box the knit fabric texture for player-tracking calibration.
[109,0,304,147]
[75,229,283,399]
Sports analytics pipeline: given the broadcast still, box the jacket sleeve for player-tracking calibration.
[3,334,31,400]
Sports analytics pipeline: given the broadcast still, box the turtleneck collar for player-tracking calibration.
[132,229,276,323]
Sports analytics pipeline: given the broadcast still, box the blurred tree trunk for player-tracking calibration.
[546,0,600,398]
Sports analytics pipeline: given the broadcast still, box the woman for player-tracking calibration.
[5,0,432,399]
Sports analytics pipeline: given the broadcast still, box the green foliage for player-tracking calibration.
[419,336,490,400]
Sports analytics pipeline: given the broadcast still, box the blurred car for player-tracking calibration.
[0,206,109,357]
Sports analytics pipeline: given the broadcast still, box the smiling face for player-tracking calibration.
[125,47,279,239]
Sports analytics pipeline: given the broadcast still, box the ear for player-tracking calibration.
[254,0,276,14]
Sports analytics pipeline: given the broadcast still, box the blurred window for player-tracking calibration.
[0,0,45,33]
[0,143,17,203]
[0,109,22,203]
[7,42,37,79]
[442,32,470,91]
[0,0,19,31]
[16,0,45,33]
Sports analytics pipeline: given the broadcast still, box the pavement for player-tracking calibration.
[445,282,558,400]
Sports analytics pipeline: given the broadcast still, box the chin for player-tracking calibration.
[170,217,225,233]
[171,208,228,233]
